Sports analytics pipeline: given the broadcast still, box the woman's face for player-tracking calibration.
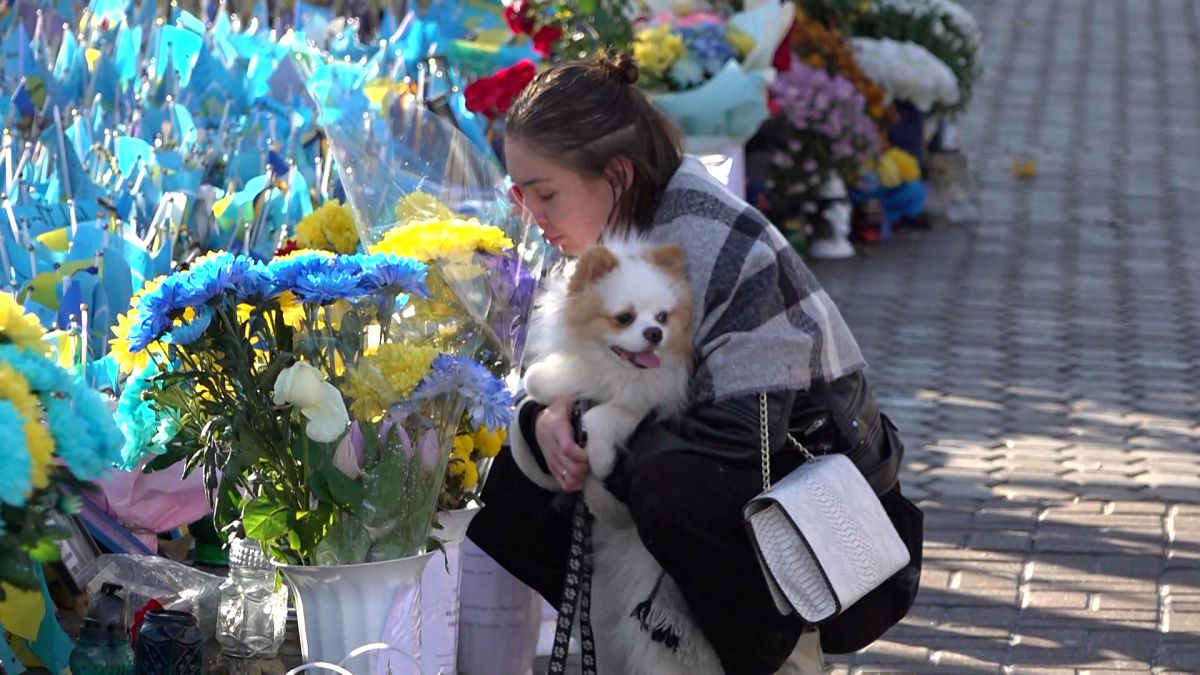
[505,140,617,256]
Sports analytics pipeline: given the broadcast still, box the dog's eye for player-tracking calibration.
[656,311,669,323]
[615,312,635,326]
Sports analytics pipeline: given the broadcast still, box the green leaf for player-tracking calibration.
[242,496,292,541]
[0,554,39,591]
[319,464,364,511]
[143,445,192,473]
[27,538,63,563]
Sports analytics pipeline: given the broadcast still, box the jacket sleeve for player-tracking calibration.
[507,396,560,491]
[604,390,796,502]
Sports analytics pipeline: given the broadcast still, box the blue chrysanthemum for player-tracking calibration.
[190,253,272,302]
[162,305,214,346]
[0,400,32,506]
[682,24,735,75]
[267,252,335,295]
[130,277,189,350]
[176,254,237,307]
[0,345,124,480]
[41,381,123,481]
[290,266,361,304]
[357,253,429,297]
[415,354,514,431]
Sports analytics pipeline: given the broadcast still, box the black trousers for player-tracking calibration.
[467,446,806,674]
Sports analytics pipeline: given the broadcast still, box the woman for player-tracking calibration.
[467,54,915,674]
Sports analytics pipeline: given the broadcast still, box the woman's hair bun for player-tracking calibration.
[599,53,640,86]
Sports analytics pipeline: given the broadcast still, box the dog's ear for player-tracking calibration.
[646,243,687,278]
[569,245,619,294]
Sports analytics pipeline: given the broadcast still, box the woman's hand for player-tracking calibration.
[536,395,590,491]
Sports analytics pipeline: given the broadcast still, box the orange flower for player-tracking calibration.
[788,16,898,128]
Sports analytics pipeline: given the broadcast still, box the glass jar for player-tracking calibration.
[215,540,288,658]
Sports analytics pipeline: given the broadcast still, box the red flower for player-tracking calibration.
[276,239,300,257]
[465,78,502,118]
[465,60,538,121]
[505,0,535,35]
[773,18,797,73]
[531,25,563,58]
[130,599,165,649]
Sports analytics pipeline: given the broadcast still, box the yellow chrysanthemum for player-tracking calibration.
[295,200,361,254]
[110,275,173,374]
[877,148,922,188]
[452,434,475,459]
[727,26,756,59]
[0,294,49,354]
[374,343,440,398]
[342,362,391,421]
[0,364,54,491]
[372,218,513,265]
[109,310,171,375]
[394,192,454,224]
[447,456,479,491]
[342,344,440,420]
[633,25,685,79]
[473,426,505,458]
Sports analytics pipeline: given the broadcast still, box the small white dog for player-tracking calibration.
[511,239,722,674]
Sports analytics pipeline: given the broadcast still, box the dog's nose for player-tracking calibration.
[644,327,663,344]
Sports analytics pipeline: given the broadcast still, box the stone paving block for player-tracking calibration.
[930,650,1006,672]
[1163,610,1200,632]
[1022,590,1092,610]
[817,1,1200,670]
[1156,641,1200,670]
[855,641,932,664]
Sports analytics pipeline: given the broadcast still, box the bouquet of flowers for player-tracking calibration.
[851,37,961,112]
[844,0,982,113]
[787,15,898,128]
[109,249,511,566]
[767,60,882,217]
[313,88,548,378]
[503,0,635,60]
[1,295,123,597]
[464,59,540,123]
[634,0,794,140]
[633,15,756,91]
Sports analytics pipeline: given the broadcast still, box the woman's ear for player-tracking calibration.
[604,156,635,192]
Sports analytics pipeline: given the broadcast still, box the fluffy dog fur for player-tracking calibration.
[511,239,723,674]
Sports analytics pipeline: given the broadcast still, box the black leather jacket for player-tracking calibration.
[519,370,903,499]
[614,370,900,496]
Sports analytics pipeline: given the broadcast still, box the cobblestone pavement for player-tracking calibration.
[812,0,1200,672]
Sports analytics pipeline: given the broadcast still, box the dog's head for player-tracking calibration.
[564,242,693,370]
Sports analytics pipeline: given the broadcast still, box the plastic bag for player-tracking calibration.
[78,554,223,638]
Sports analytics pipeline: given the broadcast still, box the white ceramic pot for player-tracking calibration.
[277,553,435,665]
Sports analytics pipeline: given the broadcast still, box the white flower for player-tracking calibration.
[853,37,960,112]
[274,362,350,443]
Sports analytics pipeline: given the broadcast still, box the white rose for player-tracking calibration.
[274,362,350,443]
[274,361,327,408]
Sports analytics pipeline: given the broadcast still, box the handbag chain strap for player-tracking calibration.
[759,392,819,491]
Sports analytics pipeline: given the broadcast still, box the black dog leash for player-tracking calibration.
[548,495,597,675]
[549,399,597,674]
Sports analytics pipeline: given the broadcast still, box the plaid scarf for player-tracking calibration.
[638,156,866,404]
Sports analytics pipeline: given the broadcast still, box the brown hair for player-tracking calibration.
[505,53,684,233]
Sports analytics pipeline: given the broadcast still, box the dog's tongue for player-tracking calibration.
[632,350,661,369]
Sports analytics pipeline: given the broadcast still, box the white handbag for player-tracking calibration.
[744,393,911,623]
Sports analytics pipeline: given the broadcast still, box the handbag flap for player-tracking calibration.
[745,454,911,622]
